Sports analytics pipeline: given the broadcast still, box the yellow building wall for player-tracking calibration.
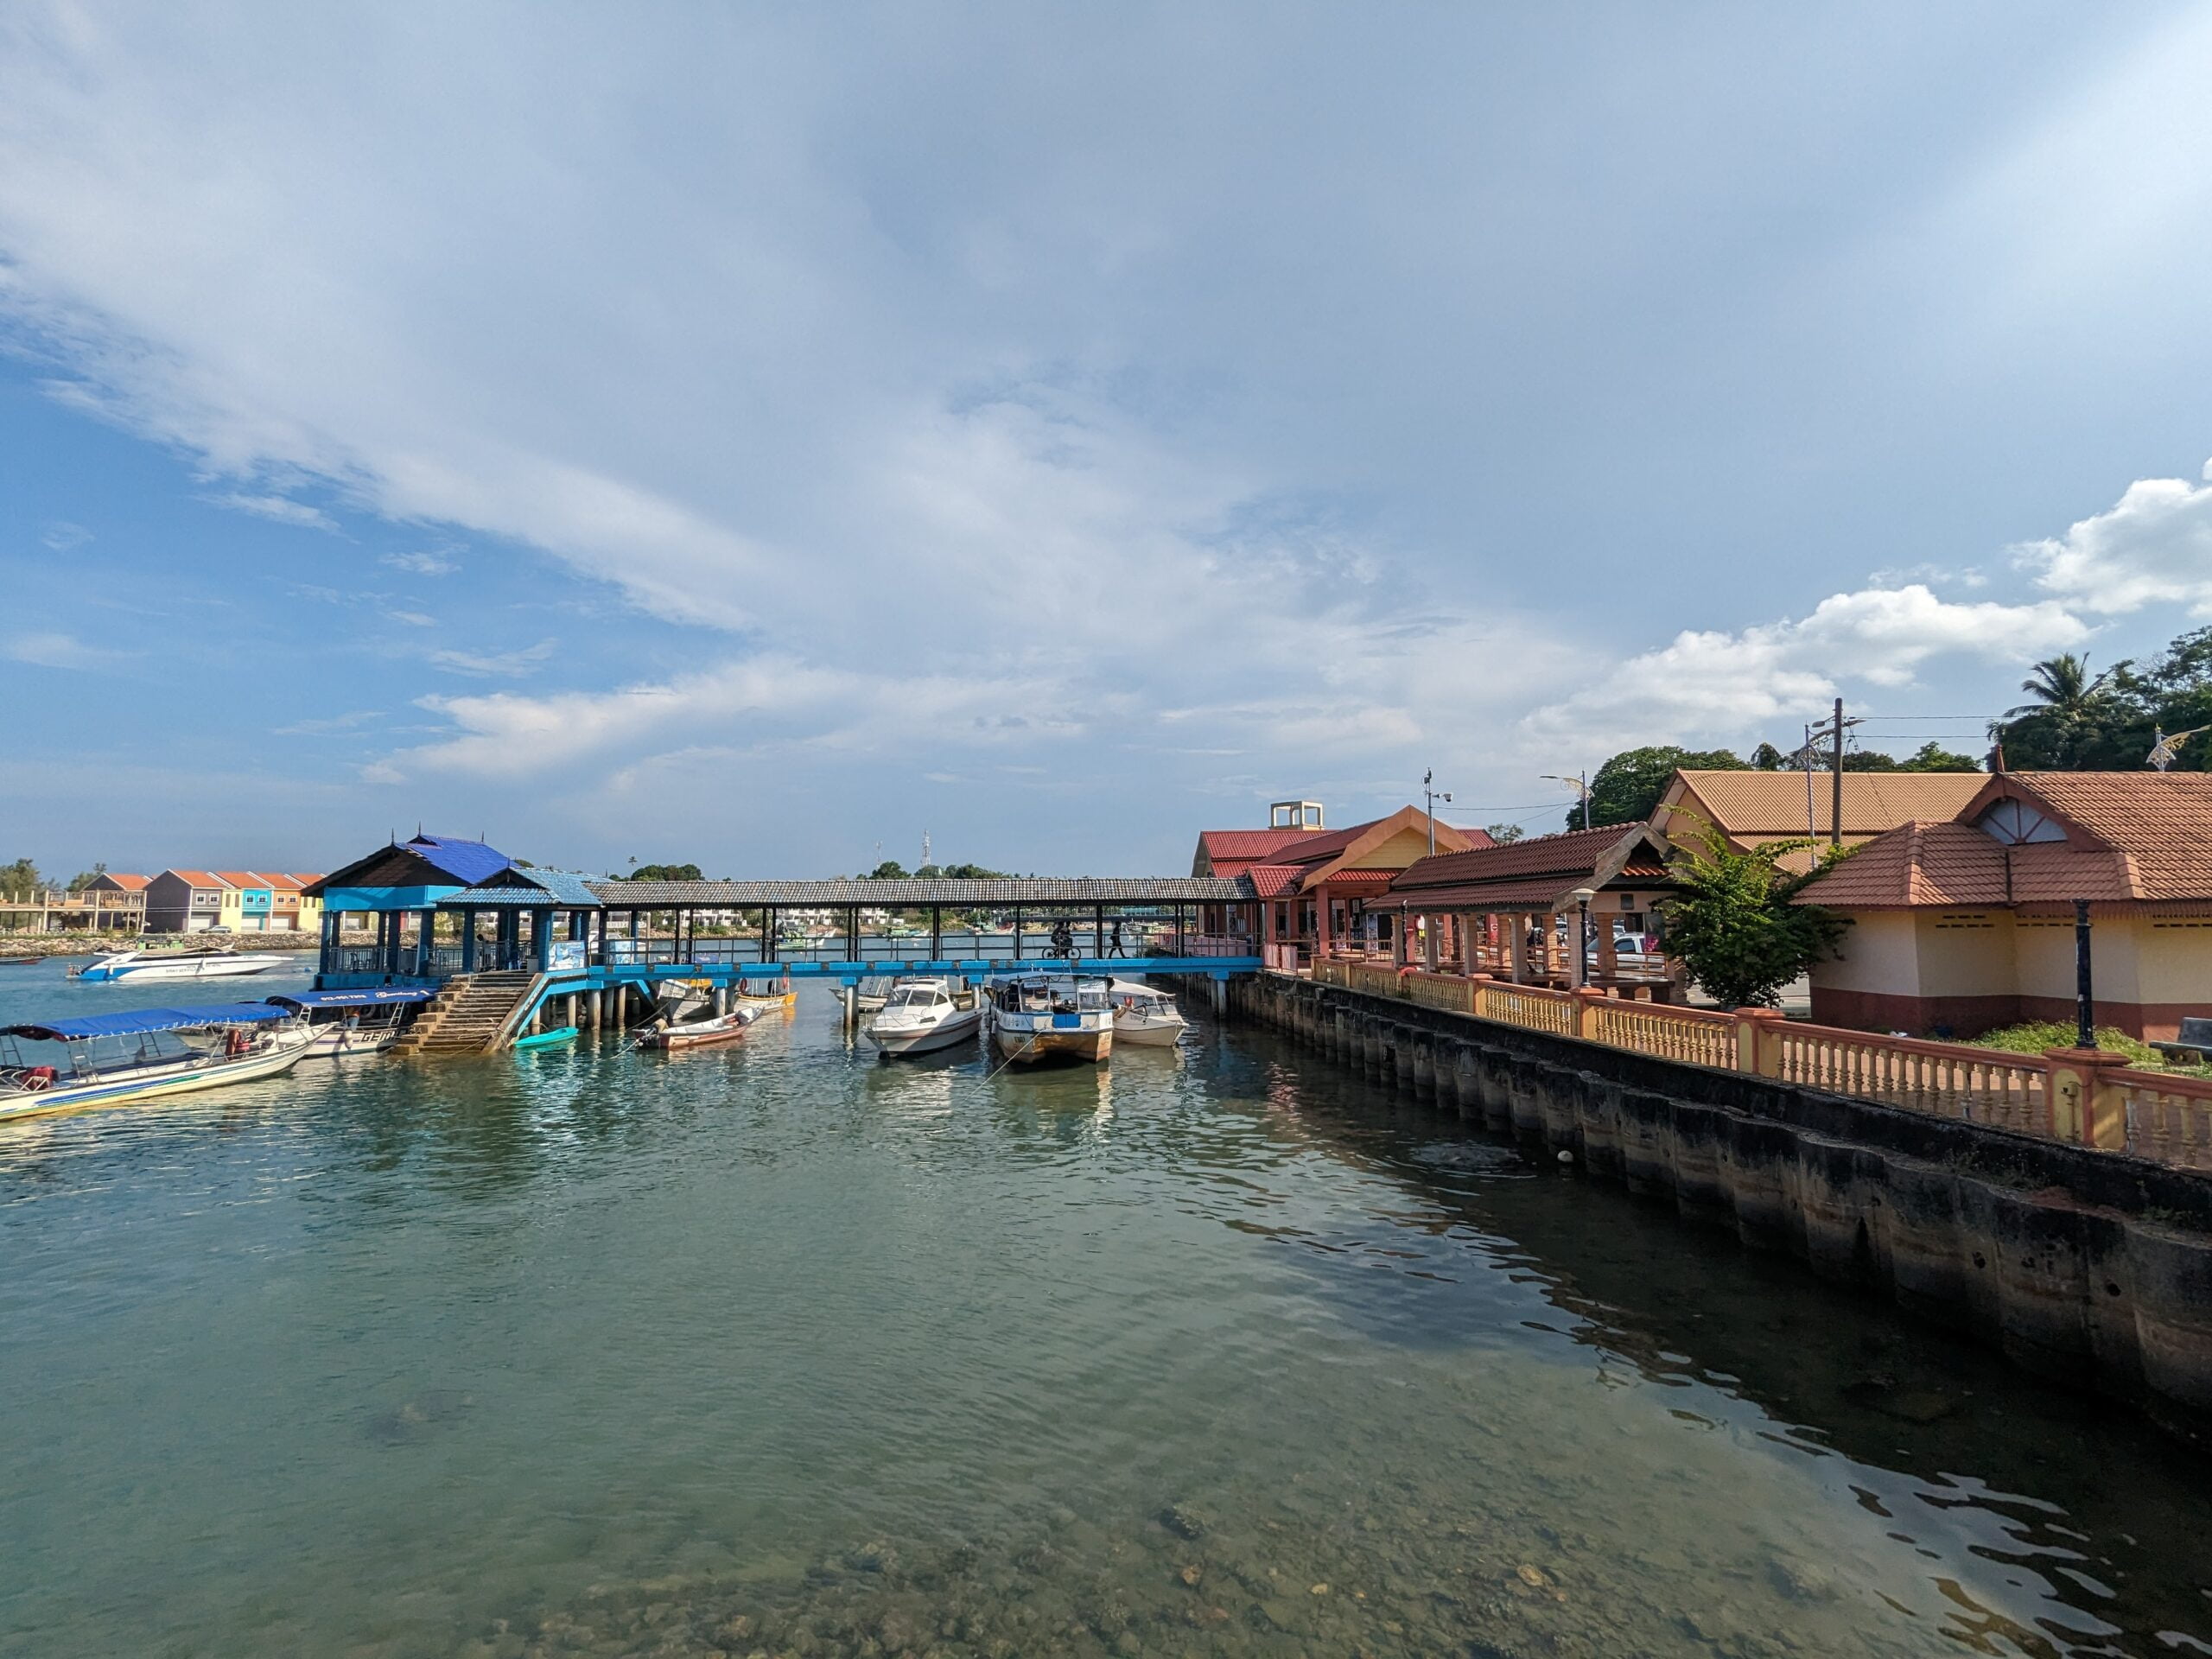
[2138,917,2212,1006]
[1344,825,1436,871]
[1910,912,2017,997]
[1809,912,1923,995]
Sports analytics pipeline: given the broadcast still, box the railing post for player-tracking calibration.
[1734,1007,1784,1077]
[1573,986,1605,1040]
[1466,972,1491,1019]
[2044,1046,2129,1148]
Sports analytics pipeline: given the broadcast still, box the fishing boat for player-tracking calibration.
[863,978,982,1058]
[0,1003,313,1122]
[1109,978,1187,1047]
[855,975,895,1014]
[638,1001,759,1052]
[70,948,289,983]
[735,972,798,1018]
[985,972,1113,1065]
[266,988,430,1060]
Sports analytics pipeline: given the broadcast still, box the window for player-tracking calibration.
[1975,798,2066,845]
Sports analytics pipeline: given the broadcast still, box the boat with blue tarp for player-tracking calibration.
[266,988,432,1060]
[0,1003,313,1122]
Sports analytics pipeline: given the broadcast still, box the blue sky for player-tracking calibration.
[4,3,2212,880]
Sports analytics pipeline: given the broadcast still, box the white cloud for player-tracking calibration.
[385,609,437,628]
[1522,584,2088,754]
[3,631,125,670]
[39,519,90,551]
[380,550,457,576]
[2017,461,2212,617]
[427,639,556,678]
[204,491,340,531]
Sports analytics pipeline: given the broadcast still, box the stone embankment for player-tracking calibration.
[1236,973,2212,1446]
[0,931,322,961]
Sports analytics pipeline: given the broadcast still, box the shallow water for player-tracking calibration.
[1,960,2208,1657]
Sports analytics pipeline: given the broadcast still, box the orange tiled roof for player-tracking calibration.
[164,870,232,889]
[1389,823,1675,911]
[1797,773,2212,907]
[96,873,151,891]
[214,871,271,890]
[256,872,306,893]
[1660,770,1986,844]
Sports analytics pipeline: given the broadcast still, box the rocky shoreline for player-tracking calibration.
[0,931,322,961]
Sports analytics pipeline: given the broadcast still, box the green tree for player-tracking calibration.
[0,858,44,900]
[626,862,702,881]
[1993,653,2129,768]
[1748,741,1794,771]
[1483,823,1524,844]
[864,860,910,880]
[1575,746,1745,830]
[1895,740,1980,772]
[1659,820,1848,1009]
[67,862,108,891]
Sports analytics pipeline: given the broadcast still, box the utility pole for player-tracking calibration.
[1804,699,1861,848]
[1422,769,1452,856]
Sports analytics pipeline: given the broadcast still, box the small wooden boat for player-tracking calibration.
[735,972,798,1018]
[0,1003,313,1122]
[985,972,1113,1065]
[638,1002,758,1052]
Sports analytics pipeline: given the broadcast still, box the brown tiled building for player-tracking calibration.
[1794,772,2212,1041]
[1651,769,1986,870]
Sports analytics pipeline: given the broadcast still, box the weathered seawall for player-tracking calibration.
[1235,973,2212,1446]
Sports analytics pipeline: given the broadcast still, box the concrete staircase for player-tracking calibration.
[391,971,537,1056]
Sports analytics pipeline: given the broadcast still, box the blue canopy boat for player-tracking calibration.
[0,1003,313,1123]
[266,987,432,1060]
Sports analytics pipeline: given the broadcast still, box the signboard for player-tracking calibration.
[547,940,588,971]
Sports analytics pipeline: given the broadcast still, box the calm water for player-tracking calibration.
[2,957,2208,1658]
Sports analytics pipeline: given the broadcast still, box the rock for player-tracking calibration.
[1515,1565,1554,1590]
[1309,1583,1329,1596]
[1178,1566,1203,1588]
[1159,1503,1209,1541]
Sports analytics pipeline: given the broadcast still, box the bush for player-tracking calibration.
[1659,817,1848,1008]
[1964,1020,2201,1070]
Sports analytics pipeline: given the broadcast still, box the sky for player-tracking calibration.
[4,3,2212,880]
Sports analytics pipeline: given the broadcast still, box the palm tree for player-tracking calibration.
[2002,654,2115,767]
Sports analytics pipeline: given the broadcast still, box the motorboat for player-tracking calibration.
[266,988,430,1060]
[1109,978,1187,1047]
[735,972,798,1018]
[638,1001,759,1052]
[70,948,289,983]
[985,972,1113,1065]
[0,1003,313,1122]
[855,976,895,1014]
[863,978,982,1058]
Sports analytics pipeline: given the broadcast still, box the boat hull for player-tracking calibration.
[865,1007,982,1056]
[302,1025,403,1061]
[992,1024,1112,1065]
[76,953,288,983]
[639,1013,752,1051]
[0,1033,311,1123]
[1112,1015,1187,1047]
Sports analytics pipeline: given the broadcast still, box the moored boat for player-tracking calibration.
[70,948,289,983]
[863,978,982,1058]
[0,1003,313,1122]
[985,972,1113,1065]
[267,988,430,1060]
[1109,978,1187,1047]
[735,972,798,1017]
[638,1001,759,1052]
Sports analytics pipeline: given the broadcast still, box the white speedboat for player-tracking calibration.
[1109,978,1187,1047]
[267,988,430,1060]
[985,972,1113,1065]
[0,1003,313,1122]
[864,978,982,1057]
[70,948,289,983]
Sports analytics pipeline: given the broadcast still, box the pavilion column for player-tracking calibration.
[1315,886,1333,958]
[533,909,553,971]
[1508,916,1526,983]
[461,913,478,973]
[1423,910,1439,972]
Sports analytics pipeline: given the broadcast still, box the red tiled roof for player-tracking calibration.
[1310,869,1395,895]
[1192,828,1327,876]
[1389,823,1676,911]
[1247,864,1305,898]
[1797,773,2212,908]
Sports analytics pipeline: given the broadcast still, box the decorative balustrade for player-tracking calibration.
[2106,1069,2212,1171]
[1287,952,2212,1171]
[1586,998,1736,1070]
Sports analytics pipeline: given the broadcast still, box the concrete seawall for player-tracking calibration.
[1235,973,2212,1447]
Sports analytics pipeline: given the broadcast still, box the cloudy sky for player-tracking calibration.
[4,3,2212,879]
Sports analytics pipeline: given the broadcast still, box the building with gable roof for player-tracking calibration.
[144,869,237,933]
[1794,772,2212,1040]
[1651,769,1987,871]
[305,834,514,978]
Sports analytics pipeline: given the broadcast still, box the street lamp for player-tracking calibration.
[1543,773,1592,831]
[1567,886,1596,988]
[2074,899,2095,1051]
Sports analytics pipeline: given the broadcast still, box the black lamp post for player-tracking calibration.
[2074,899,2095,1051]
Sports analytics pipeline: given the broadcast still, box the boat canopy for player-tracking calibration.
[267,988,434,1010]
[1,1003,294,1042]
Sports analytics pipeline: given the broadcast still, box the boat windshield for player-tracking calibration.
[885,986,946,1010]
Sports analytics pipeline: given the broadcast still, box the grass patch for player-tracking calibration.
[1965,1020,2209,1073]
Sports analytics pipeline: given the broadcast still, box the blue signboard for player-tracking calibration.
[548,940,588,970]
